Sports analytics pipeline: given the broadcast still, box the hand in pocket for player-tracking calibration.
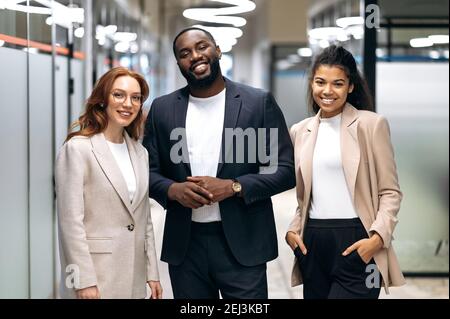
[286,231,307,256]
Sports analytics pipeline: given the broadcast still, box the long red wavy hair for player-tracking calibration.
[66,67,149,142]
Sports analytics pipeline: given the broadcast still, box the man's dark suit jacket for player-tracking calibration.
[143,78,295,267]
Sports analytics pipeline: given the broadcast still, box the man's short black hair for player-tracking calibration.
[172,27,217,57]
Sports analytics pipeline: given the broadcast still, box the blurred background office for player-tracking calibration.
[0,0,448,298]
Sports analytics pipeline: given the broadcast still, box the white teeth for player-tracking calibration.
[194,63,207,72]
[322,98,334,105]
[119,112,131,116]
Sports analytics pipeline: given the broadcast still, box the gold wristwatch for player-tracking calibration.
[231,180,242,196]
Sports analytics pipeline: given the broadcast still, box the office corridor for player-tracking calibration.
[1,0,448,300]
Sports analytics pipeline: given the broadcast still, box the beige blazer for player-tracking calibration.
[288,103,405,293]
[55,132,159,299]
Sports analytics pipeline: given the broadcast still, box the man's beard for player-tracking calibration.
[180,57,221,88]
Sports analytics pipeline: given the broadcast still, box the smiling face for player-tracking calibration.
[105,75,142,130]
[311,65,354,118]
[174,30,222,87]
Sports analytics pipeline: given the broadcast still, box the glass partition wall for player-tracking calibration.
[376,1,449,275]
[0,1,71,298]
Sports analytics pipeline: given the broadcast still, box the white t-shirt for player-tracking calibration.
[107,140,136,203]
[186,89,226,222]
[309,113,358,219]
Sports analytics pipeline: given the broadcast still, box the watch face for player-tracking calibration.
[233,182,242,193]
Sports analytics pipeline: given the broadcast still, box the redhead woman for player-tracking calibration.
[286,46,405,299]
[55,67,162,299]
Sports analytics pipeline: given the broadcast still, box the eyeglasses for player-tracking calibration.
[110,90,143,106]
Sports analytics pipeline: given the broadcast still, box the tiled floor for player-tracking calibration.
[149,189,449,299]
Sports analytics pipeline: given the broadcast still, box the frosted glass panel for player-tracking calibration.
[0,47,29,298]
[55,56,69,148]
[274,71,309,128]
[54,56,69,298]
[71,59,85,123]
[28,53,55,298]
[377,62,449,273]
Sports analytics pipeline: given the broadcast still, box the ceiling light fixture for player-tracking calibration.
[410,38,434,48]
[104,25,118,36]
[183,0,255,27]
[428,35,449,44]
[429,50,440,59]
[309,27,346,41]
[1,0,84,28]
[336,16,364,28]
[74,27,84,38]
[337,33,350,42]
[298,47,312,57]
[335,16,366,40]
[376,48,385,58]
[319,39,330,48]
[347,25,364,40]
[192,25,242,53]
[129,42,139,54]
[115,42,130,53]
[183,0,255,52]
[443,50,449,59]
[113,32,137,42]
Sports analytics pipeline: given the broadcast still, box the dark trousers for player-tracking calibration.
[168,222,268,299]
[295,218,381,299]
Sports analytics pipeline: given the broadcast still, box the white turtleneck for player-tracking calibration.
[309,113,358,219]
